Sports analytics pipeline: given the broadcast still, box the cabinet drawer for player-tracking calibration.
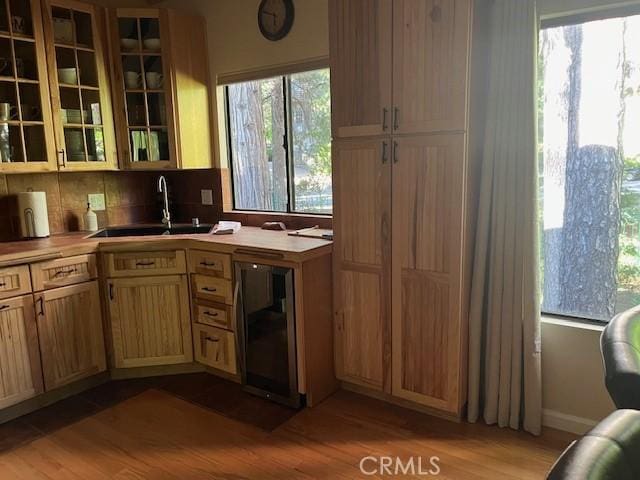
[189,250,231,279]
[194,301,233,330]
[31,254,97,291]
[105,250,186,277]
[193,324,237,374]
[192,274,233,305]
[0,265,32,300]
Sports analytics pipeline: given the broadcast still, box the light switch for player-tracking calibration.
[88,193,106,211]
[201,189,213,206]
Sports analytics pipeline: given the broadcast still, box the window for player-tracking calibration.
[539,11,640,322]
[225,68,332,214]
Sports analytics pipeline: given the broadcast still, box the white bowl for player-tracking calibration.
[120,38,138,51]
[143,38,161,51]
[57,68,77,85]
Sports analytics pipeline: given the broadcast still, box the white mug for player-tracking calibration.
[0,103,18,121]
[124,71,142,89]
[145,72,163,89]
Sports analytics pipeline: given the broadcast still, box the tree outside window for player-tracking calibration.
[226,69,332,214]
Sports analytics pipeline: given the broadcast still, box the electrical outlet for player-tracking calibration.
[201,189,213,206]
[88,193,106,211]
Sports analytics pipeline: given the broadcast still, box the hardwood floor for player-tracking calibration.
[0,386,574,479]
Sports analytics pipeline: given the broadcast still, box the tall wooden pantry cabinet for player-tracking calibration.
[330,0,474,417]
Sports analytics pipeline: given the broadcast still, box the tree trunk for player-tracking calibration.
[559,145,622,319]
[541,27,580,312]
[228,81,272,210]
[270,81,288,211]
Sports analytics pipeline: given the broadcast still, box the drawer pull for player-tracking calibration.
[204,311,219,317]
[202,287,217,293]
[234,248,284,260]
[53,267,78,277]
[200,261,218,267]
[0,282,5,287]
[0,304,9,311]
[135,261,155,266]
[205,336,220,342]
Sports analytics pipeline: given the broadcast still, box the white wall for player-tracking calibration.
[156,0,329,168]
[541,319,615,434]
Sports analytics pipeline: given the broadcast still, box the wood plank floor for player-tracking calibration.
[0,388,574,479]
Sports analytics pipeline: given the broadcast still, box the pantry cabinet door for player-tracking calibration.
[0,295,43,409]
[392,0,471,134]
[391,134,466,414]
[329,0,392,138]
[36,281,106,391]
[333,138,391,392]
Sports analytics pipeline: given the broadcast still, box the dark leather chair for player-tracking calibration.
[601,305,640,408]
[547,409,640,480]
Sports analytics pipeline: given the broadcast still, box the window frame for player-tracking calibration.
[224,70,331,216]
[539,8,640,324]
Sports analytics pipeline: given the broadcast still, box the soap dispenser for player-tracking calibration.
[83,202,98,232]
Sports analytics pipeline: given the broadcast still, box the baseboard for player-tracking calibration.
[0,372,110,425]
[110,362,206,380]
[341,381,462,423]
[543,409,599,435]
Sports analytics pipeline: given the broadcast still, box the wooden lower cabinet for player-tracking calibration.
[0,295,44,409]
[108,275,193,368]
[193,324,237,374]
[36,281,106,391]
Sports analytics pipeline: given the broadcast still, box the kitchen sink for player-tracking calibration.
[88,224,214,238]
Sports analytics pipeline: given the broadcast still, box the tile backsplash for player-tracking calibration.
[0,166,328,241]
[0,171,166,241]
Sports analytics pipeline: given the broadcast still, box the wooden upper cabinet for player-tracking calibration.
[41,0,118,170]
[391,134,465,414]
[35,280,106,391]
[0,294,44,409]
[332,139,391,391]
[107,8,212,170]
[329,0,392,138]
[0,0,58,172]
[392,0,471,134]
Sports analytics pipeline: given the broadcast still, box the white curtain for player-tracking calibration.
[467,0,543,435]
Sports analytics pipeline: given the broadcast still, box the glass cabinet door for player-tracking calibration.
[0,0,57,171]
[112,10,174,169]
[43,0,117,170]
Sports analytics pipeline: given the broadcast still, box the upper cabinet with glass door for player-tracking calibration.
[0,0,57,172]
[41,0,117,171]
[108,8,212,170]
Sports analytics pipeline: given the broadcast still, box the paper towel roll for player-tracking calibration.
[17,191,50,238]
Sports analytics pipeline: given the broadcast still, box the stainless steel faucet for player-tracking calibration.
[157,175,171,229]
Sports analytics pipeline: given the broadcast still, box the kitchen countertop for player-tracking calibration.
[0,225,333,266]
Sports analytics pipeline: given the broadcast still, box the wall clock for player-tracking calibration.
[258,0,295,41]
